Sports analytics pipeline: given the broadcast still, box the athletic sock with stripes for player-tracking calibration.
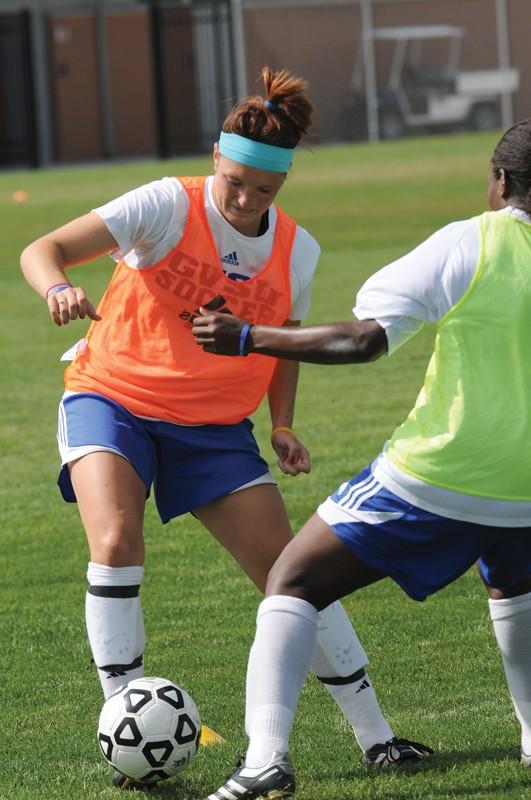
[86,561,145,700]
[312,600,394,752]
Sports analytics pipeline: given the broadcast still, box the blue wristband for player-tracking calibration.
[239,323,253,356]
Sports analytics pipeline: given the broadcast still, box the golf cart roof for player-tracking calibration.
[371,25,465,41]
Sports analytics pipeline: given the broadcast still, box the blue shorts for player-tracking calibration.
[57,392,271,523]
[317,466,531,601]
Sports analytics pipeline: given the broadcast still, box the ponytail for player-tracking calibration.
[222,66,314,149]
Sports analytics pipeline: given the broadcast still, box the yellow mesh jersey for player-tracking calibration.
[386,211,531,500]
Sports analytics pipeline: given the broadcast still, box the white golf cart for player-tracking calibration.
[341,24,520,140]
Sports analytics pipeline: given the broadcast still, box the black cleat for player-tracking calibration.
[364,737,434,768]
[205,752,295,799]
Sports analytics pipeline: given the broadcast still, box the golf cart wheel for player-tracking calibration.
[379,109,404,140]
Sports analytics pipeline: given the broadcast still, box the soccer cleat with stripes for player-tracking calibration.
[363,737,434,767]
[204,752,295,799]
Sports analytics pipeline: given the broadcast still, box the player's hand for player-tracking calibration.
[47,285,101,327]
[271,429,311,476]
[192,310,246,356]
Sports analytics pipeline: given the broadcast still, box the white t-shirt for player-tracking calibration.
[93,175,320,321]
[354,206,531,527]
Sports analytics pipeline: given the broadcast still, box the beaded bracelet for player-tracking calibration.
[46,282,72,299]
[239,323,253,356]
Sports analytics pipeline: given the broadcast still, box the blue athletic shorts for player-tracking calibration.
[57,392,271,522]
[317,466,531,601]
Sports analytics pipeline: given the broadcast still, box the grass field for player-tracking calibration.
[1,132,530,800]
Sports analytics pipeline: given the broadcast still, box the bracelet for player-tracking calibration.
[239,323,253,356]
[46,282,72,299]
[271,426,293,441]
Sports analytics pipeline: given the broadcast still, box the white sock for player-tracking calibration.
[489,591,531,755]
[312,601,393,751]
[86,562,145,700]
[245,595,318,767]
[322,674,393,752]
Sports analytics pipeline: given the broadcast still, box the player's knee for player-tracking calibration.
[265,554,314,603]
[91,526,144,566]
[485,577,531,600]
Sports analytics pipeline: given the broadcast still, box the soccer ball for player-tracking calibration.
[97,677,201,784]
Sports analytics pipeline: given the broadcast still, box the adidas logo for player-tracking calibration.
[355,679,370,693]
[221,250,239,266]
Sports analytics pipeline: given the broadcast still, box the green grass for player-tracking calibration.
[1,132,530,799]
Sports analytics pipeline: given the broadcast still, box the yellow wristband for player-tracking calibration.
[271,426,293,441]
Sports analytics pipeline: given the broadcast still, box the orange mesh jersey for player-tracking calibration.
[65,177,295,425]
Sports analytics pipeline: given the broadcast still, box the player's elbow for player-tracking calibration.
[351,320,387,363]
[20,241,36,280]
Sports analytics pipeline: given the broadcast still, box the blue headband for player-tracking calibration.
[218,131,294,173]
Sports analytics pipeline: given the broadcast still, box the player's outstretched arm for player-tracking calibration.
[192,311,388,365]
[20,212,116,326]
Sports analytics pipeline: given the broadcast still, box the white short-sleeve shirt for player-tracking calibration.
[354,206,531,526]
[93,175,320,321]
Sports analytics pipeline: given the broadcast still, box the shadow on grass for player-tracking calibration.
[100,747,530,800]
[111,775,204,799]
[412,744,525,775]
[307,779,529,800]
[305,745,531,800]
[348,744,522,777]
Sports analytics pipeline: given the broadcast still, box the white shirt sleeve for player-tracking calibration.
[289,226,320,320]
[354,218,481,354]
[92,177,189,268]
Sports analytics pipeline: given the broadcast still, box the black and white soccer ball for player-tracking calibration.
[97,677,201,784]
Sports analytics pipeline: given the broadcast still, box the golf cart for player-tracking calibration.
[341,24,520,140]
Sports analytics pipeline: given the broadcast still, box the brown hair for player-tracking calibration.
[491,118,531,210]
[222,66,314,149]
